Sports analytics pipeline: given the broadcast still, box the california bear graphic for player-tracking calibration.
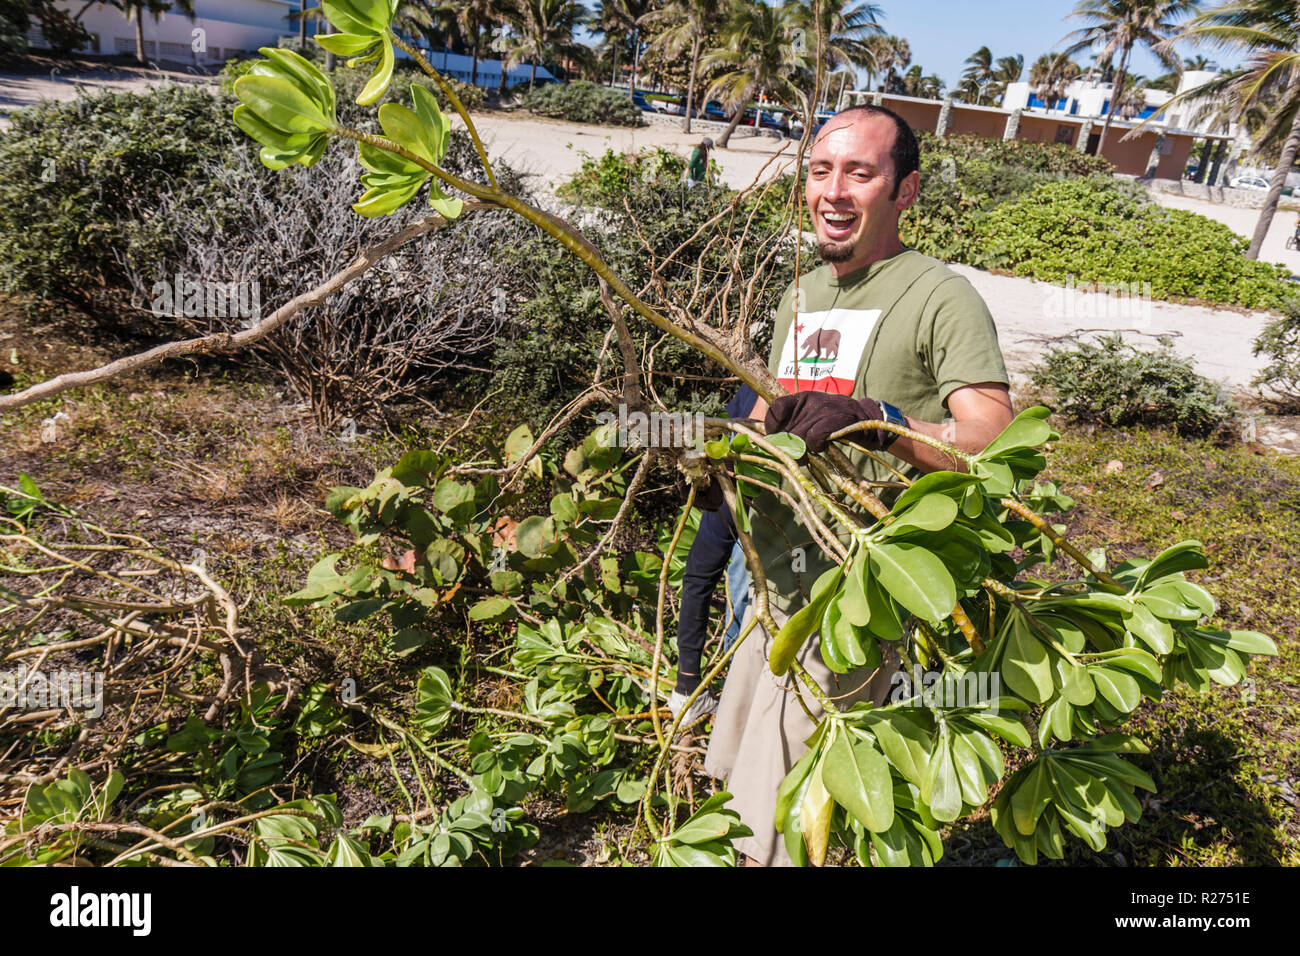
[799,328,841,362]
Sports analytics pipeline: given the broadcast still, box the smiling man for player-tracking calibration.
[702,105,1013,867]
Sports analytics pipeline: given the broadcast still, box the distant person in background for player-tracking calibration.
[685,138,713,188]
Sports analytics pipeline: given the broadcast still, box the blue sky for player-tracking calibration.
[875,0,1237,90]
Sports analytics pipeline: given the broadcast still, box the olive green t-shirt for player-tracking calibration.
[749,248,1010,613]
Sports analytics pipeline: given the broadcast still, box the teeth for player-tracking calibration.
[824,212,855,222]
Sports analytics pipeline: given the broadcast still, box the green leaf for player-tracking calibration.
[890,472,983,514]
[822,732,894,833]
[862,714,931,788]
[1001,614,1054,703]
[869,542,956,626]
[322,0,392,35]
[769,564,843,675]
[924,732,963,822]
[314,32,378,55]
[1197,628,1278,657]
[234,74,331,134]
[978,406,1055,459]
[1090,667,1141,713]
[1134,540,1208,590]
[469,597,515,622]
[1010,762,1053,836]
[880,494,958,536]
[765,432,807,460]
[357,35,395,105]
[964,711,1031,749]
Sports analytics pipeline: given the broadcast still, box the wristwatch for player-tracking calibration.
[878,401,906,451]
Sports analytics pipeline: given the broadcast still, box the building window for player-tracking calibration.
[1055,124,1074,144]
[116,37,157,55]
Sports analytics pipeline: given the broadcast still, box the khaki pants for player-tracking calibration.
[703,591,899,866]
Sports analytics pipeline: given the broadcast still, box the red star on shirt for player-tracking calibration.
[794,322,805,334]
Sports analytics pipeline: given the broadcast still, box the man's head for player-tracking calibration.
[806,105,921,273]
[701,137,713,151]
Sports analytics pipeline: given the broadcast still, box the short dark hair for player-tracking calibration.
[822,105,920,199]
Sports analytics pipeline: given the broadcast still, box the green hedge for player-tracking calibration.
[522,81,641,127]
[971,178,1294,311]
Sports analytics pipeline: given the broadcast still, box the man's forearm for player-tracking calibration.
[887,417,1000,474]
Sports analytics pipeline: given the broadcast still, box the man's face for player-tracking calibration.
[805,113,917,270]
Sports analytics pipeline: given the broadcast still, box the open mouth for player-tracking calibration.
[820,210,857,240]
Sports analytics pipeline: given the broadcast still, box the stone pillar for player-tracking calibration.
[1206,140,1228,186]
[1076,119,1092,152]
[1192,139,1214,184]
[1003,108,1022,141]
[871,91,883,106]
[936,97,952,138]
[1144,129,1166,179]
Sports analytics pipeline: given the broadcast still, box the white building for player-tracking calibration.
[31,3,554,86]
[1001,71,1231,134]
[37,1,308,65]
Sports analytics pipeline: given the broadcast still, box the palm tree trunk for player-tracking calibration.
[1096,43,1131,156]
[630,26,640,99]
[299,1,307,50]
[530,59,537,90]
[716,85,754,149]
[682,35,701,134]
[133,8,146,65]
[1248,107,1300,260]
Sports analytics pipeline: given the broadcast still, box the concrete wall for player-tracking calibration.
[948,107,1006,140]
[880,98,940,134]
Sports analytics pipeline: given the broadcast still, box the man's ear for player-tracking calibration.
[895,170,921,212]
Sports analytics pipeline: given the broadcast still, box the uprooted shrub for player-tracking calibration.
[120,130,533,427]
[1031,333,1239,437]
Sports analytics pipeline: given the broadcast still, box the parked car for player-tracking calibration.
[631,92,654,112]
[660,98,698,118]
[702,101,731,122]
[1231,174,1270,191]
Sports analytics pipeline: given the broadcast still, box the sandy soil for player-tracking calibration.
[1148,190,1300,275]
[0,66,212,123]
[461,112,804,192]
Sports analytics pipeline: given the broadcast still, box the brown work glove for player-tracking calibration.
[764,392,887,455]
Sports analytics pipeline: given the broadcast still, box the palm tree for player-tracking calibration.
[500,0,588,90]
[113,0,195,66]
[1111,71,1150,117]
[437,0,501,87]
[1184,53,1216,70]
[1062,0,1199,154]
[644,0,723,132]
[1029,51,1081,108]
[961,45,995,104]
[592,0,651,96]
[792,0,885,113]
[702,0,808,148]
[898,64,944,99]
[1169,0,1300,258]
[878,34,911,92]
[990,52,1024,102]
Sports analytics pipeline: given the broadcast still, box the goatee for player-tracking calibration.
[818,240,856,263]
